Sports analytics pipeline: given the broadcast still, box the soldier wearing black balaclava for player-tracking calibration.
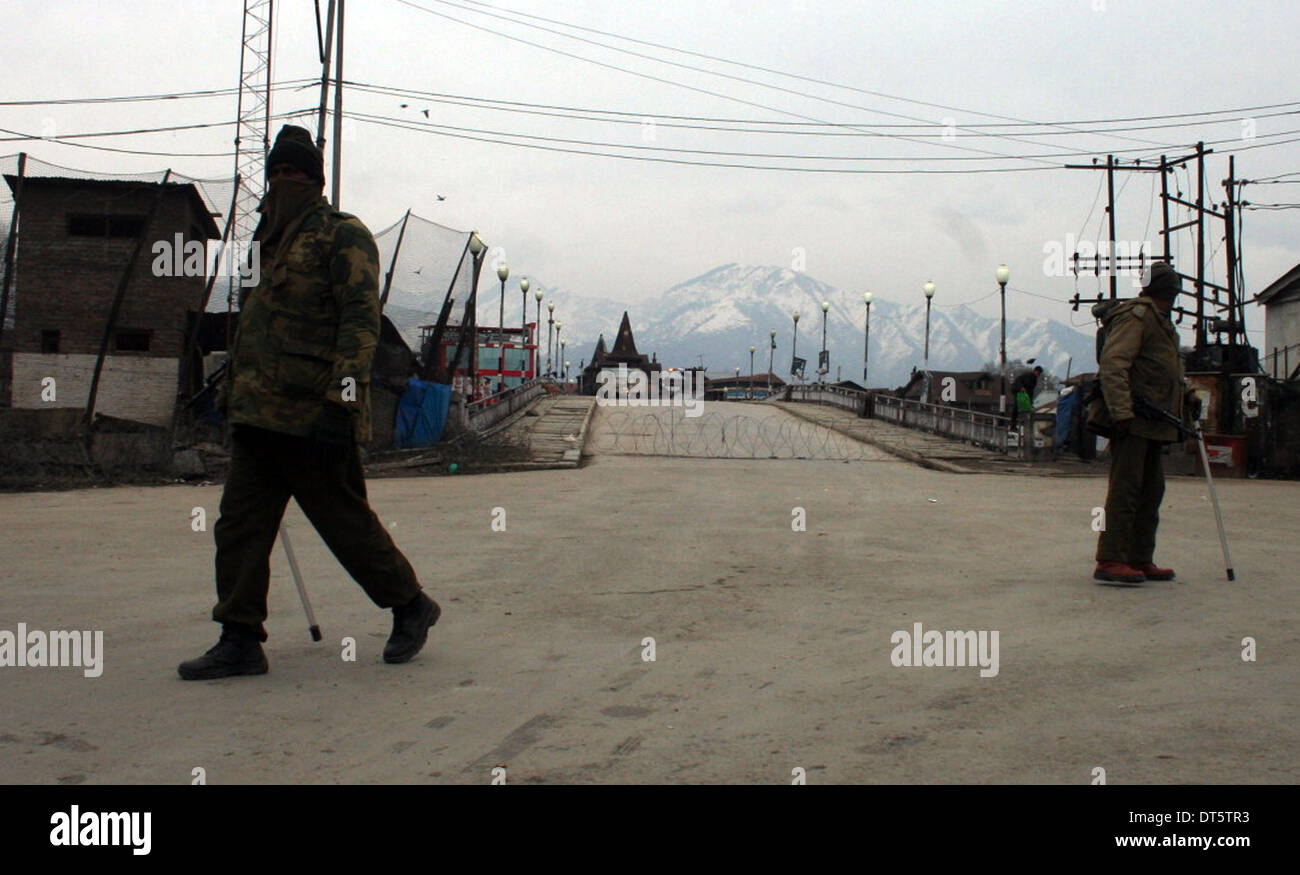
[179,126,441,679]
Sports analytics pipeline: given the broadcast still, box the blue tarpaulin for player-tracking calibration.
[1055,388,1080,449]
[394,378,452,448]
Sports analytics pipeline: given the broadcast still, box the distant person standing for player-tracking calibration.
[179,125,440,679]
[1008,365,1042,427]
[1087,262,1195,584]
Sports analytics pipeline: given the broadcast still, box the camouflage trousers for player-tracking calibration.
[1095,433,1166,565]
[211,425,422,640]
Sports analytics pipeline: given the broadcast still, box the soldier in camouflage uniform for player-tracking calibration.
[180,126,440,680]
[1088,261,1197,585]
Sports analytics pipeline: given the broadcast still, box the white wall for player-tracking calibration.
[1263,298,1300,377]
[10,353,178,426]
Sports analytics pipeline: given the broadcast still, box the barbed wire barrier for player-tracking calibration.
[589,408,885,460]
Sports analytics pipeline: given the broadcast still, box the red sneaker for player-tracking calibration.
[1093,561,1146,584]
[1133,562,1175,581]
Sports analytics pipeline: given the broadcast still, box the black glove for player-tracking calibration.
[310,402,355,468]
[1112,418,1133,439]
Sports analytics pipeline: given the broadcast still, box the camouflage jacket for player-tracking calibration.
[226,196,379,442]
[1088,295,1187,442]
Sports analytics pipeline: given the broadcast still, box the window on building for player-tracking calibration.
[505,347,531,372]
[107,216,146,237]
[114,329,151,352]
[40,330,60,353]
[67,215,104,236]
[67,214,147,238]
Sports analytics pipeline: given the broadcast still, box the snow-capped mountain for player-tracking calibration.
[382,263,1098,390]
[635,264,1096,389]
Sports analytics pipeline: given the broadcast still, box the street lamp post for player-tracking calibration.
[496,262,509,394]
[748,345,755,400]
[519,276,529,345]
[996,263,1010,416]
[519,276,530,380]
[923,280,935,404]
[791,312,800,382]
[554,321,562,381]
[768,329,776,395]
[564,360,570,382]
[560,340,566,382]
[863,291,873,385]
[546,301,555,378]
[466,231,486,400]
[820,300,830,385]
[519,276,529,332]
[534,287,544,378]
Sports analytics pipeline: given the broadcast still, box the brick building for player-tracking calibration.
[0,174,220,425]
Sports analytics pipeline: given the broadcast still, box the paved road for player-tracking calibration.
[0,450,1295,784]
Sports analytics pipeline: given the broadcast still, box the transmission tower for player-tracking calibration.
[232,0,274,257]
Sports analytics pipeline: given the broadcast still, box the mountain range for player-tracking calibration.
[383,263,1099,391]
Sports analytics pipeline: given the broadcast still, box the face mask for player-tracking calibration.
[257,179,321,242]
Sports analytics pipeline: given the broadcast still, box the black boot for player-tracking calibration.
[178,623,268,680]
[383,592,441,664]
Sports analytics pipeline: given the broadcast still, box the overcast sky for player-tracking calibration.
[3,0,1297,343]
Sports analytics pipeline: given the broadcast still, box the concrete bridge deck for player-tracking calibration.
[503,395,596,467]
[775,401,1106,477]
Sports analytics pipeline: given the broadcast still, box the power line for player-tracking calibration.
[0,126,235,158]
[1075,171,1106,244]
[0,110,311,158]
[388,0,1065,166]
[12,94,1292,171]
[934,288,1000,308]
[1143,164,1157,242]
[340,106,1300,174]
[444,0,1300,137]
[9,75,1296,137]
[1244,170,1300,182]
[339,100,1300,165]
[0,113,308,144]
[346,79,1300,139]
[0,78,317,107]
[339,110,1058,174]
[403,0,1172,153]
[338,108,1181,163]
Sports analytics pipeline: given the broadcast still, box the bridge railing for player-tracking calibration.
[463,379,549,433]
[784,383,868,414]
[785,382,1010,451]
[870,393,1008,449]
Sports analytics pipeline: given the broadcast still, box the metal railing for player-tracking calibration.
[463,378,549,433]
[870,394,1009,449]
[784,382,869,414]
[785,382,1011,451]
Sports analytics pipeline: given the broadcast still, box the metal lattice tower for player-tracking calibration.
[232,0,274,253]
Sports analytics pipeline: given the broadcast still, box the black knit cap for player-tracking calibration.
[266,125,325,183]
[1142,261,1181,302]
